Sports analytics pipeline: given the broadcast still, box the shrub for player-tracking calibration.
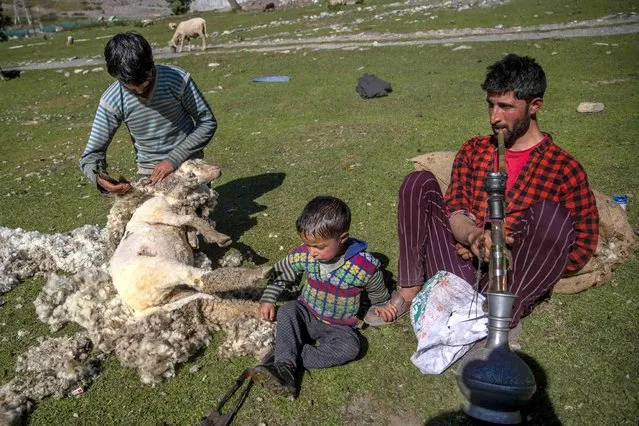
[166,0,192,15]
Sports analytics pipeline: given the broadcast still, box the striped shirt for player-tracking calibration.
[260,238,389,327]
[79,64,216,189]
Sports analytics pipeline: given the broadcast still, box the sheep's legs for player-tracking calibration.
[147,212,231,247]
[196,265,273,293]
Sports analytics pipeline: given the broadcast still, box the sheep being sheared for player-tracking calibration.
[108,159,272,314]
[168,17,207,53]
[34,268,275,385]
[0,159,277,423]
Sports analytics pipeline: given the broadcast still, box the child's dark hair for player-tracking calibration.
[481,54,546,102]
[104,32,154,85]
[296,196,351,240]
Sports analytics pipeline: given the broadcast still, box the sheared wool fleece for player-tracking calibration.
[0,332,100,425]
[0,162,275,424]
[0,225,107,297]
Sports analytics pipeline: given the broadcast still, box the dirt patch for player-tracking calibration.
[343,392,423,426]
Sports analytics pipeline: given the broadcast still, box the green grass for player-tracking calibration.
[2,0,638,65]
[1,0,638,424]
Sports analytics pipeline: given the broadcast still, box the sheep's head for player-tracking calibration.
[168,41,177,53]
[175,159,221,185]
[152,159,220,206]
[168,35,180,52]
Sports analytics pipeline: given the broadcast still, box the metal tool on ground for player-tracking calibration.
[201,350,274,426]
[201,367,254,426]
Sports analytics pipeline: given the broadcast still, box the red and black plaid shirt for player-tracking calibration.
[444,133,599,274]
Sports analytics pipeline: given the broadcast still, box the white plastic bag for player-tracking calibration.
[410,271,487,374]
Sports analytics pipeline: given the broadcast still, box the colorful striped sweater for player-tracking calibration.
[79,64,216,189]
[260,238,389,327]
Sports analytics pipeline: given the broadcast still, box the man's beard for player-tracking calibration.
[494,114,530,147]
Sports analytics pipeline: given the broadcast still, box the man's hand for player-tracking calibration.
[150,160,175,185]
[97,174,131,194]
[259,302,276,321]
[465,228,515,262]
[455,243,474,260]
[468,229,491,262]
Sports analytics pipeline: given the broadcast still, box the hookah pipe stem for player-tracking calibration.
[488,132,510,293]
[497,131,506,173]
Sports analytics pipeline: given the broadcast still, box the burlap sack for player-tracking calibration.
[409,152,637,294]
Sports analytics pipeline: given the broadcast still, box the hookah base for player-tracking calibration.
[462,402,521,424]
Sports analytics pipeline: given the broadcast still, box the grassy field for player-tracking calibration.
[1,0,638,424]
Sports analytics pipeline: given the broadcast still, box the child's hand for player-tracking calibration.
[259,303,276,321]
[374,303,397,322]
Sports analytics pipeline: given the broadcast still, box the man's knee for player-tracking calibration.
[528,200,574,243]
[400,171,439,196]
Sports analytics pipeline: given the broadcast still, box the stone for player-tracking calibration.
[577,102,605,113]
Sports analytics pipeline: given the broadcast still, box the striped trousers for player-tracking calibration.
[397,171,575,327]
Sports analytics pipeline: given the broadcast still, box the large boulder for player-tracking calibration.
[410,152,636,294]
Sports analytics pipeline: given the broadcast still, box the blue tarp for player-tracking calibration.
[252,76,290,83]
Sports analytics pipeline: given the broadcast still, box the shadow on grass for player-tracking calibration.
[424,352,560,425]
[202,172,286,265]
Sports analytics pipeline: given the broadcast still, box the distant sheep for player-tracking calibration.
[66,35,73,46]
[141,19,153,27]
[169,17,207,53]
[168,22,177,30]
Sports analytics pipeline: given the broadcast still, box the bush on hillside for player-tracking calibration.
[166,0,192,15]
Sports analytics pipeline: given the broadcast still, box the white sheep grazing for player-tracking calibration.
[109,159,271,314]
[168,17,207,53]
[168,22,177,30]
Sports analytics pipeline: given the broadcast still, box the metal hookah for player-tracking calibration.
[456,132,537,424]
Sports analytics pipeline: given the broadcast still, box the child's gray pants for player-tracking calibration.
[274,300,361,369]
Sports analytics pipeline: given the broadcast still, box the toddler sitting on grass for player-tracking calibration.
[255,196,396,397]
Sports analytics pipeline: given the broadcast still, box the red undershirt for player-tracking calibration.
[505,144,537,193]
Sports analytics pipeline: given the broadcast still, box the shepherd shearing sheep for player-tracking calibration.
[0,159,276,422]
[168,17,207,53]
